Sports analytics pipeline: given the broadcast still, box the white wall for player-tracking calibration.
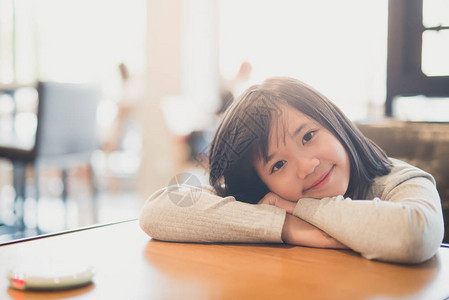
[138,0,183,199]
[145,0,183,102]
[139,0,219,199]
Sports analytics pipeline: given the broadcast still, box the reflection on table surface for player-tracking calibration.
[1,219,448,299]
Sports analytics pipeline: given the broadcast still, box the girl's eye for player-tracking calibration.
[271,160,286,174]
[302,131,316,144]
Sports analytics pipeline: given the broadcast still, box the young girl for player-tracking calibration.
[139,77,444,264]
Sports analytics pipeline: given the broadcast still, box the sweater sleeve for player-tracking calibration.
[292,165,444,264]
[139,184,286,243]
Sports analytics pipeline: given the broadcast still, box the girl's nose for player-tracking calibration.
[295,156,320,179]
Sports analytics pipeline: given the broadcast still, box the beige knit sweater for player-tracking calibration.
[139,159,444,264]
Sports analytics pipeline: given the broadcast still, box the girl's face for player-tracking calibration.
[253,106,350,202]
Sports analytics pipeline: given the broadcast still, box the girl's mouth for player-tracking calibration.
[305,165,335,191]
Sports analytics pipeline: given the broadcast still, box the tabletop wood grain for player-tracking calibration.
[1,219,448,299]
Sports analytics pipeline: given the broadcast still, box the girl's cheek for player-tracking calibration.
[280,179,300,200]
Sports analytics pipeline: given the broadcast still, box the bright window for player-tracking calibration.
[422,0,449,76]
[0,0,146,99]
[219,0,389,120]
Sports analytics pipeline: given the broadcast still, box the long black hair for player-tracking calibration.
[209,77,391,204]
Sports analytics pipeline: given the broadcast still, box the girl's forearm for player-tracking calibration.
[282,214,347,249]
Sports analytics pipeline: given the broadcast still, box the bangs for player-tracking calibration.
[241,92,286,165]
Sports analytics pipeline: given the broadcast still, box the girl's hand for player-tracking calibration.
[282,214,348,249]
[258,192,297,214]
[259,193,348,249]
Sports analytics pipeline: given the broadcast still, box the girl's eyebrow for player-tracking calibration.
[289,123,307,138]
[263,123,307,168]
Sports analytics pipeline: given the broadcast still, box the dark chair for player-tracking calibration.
[0,81,101,229]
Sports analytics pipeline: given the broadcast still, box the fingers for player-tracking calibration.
[258,192,281,205]
[276,199,296,214]
[258,192,296,214]
[258,192,275,205]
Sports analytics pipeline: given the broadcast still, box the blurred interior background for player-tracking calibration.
[1,0,448,243]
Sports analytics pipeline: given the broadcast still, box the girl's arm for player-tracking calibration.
[139,184,346,249]
[139,184,347,249]
[282,214,347,249]
[258,192,347,249]
[139,185,286,243]
[291,164,444,264]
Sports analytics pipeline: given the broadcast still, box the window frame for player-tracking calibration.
[386,0,449,116]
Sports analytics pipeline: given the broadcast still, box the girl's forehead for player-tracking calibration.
[268,107,316,140]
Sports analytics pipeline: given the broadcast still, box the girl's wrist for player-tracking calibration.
[282,214,348,249]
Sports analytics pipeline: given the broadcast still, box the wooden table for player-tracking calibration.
[0,219,448,299]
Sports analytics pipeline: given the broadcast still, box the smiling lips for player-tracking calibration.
[305,165,335,191]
